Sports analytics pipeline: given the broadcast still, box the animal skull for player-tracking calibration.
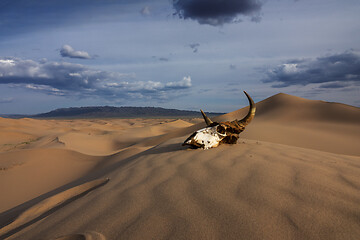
[183,91,256,149]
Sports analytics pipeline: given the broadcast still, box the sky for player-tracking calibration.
[0,0,359,114]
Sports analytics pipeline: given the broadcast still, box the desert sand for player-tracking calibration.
[0,93,359,240]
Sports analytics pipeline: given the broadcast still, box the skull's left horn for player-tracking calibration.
[200,109,213,126]
[237,91,256,126]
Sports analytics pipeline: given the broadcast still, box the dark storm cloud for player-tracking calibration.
[60,45,92,59]
[172,0,263,26]
[0,57,192,100]
[263,50,360,88]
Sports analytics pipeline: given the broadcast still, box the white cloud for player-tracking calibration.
[69,73,82,77]
[282,63,299,74]
[165,76,192,89]
[106,76,192,92]
[0,57,192,101]
[60,45,92,59]
[0,59,15,65]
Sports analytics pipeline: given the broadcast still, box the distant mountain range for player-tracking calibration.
[1,106,225,119]
[0,114,29,119]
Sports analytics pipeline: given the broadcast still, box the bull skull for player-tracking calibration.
[183,91,256,149]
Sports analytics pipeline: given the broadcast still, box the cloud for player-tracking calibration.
[0,97,13,104]
[229,64,237,70]
[140,6,151,16]
[263,50,360,88]
[60,45,92,59]
[0,57,192,101]
[159,57,170,62]
[189,43,200,53]
[318,82,350,89]
[165,76,192,89]
[105,77,192,93]
[172,0,263,26]
[152,56,170,62]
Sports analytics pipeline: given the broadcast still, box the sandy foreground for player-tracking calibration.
[0,93,359,240]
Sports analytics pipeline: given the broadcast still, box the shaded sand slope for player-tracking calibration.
[4,138,360,240]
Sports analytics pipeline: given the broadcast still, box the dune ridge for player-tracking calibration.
[0,93,359,239]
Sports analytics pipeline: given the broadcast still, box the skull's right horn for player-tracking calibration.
[237,91,256,126]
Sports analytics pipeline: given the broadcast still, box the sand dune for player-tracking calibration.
[218,93,360,156]
[0,93,359,239]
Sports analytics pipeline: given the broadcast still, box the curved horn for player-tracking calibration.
[238,91,256,126]
[200,109,213,126]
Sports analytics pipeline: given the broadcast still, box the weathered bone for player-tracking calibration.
[200,109,213,126]
[183,91,256,149]
[237,91,256,126]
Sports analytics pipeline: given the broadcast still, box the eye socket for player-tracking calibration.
[217,125,225,134]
